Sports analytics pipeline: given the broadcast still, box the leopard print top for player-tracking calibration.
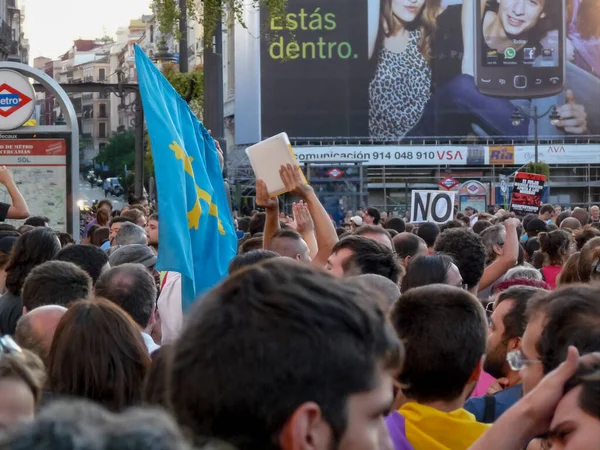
[369,30,432,138]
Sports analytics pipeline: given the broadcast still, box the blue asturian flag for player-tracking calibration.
[134,45,237,311]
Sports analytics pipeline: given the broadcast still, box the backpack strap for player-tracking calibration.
[483,394,497,423]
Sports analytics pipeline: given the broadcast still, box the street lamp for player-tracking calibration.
[511,105,561,163]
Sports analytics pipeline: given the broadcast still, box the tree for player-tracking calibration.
[162,62,204,118]
[95,131,135,177]
[524,162,550,180]
[152,0,288,44]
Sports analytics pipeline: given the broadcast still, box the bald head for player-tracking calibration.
[266,230,311,264]
[15,305,67,365]
[560,217,582,232]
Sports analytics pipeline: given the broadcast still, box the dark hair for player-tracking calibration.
[472,220,492,235]
[56,232,75,248]
[95,264,157,329]
[86,224,100,240]
[390,285,486,403]
[335,227,346,237]
[237,217,250,233]
[5,227,61,295]
[48,299,151,412]
[148,213,158,222]
[539,204,554,216]
[239,237,263,254]
[417,222,440,247]
[578,237,600,282]
[109,216,134,227]
[143,346,172,409]
[556,210,572,228]
[393,232,425,260]
[366,207,381,225]
[401,254,454,292]
[439,219,464,232]
[330,235,399,283]
[524,237,541,262]
[91,227,110,247]
[170,258,402,448]
[22,261,92,311]
[561,363,600,429]
[574,225,600,251]
[54,244,109,284]
[538,285,600,375]
[97,199,113,211]
[495,286,542,340]
[0,399,195,450]
[228,249,279,274]
[386,217,406,233]
[24,216,48,227]
[571,208,590,226]
[249,212,266,236]
[434,228,486,290]
[538,230,572,266]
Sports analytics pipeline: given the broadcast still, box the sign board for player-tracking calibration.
[438,176,459,190]
[0,138,68,229]
[510,172,546,216]
[0,70,35,130]
[0,62,79,237]
[292,144,600,166]
[499,174,508,195]
[242,0,600,142]
[411,190,456,224]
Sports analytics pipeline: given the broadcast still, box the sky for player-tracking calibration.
[23,0,153,60]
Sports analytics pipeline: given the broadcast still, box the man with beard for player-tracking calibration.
[465,286,544,423]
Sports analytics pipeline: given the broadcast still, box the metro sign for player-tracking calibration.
[468,184,479,193]
[327,168,343,178]
[438,176,459,190]
[0,83,32,118]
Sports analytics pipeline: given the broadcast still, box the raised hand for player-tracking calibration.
[280,164,313,199]
[293,200,315,234]
[255,179,278,211]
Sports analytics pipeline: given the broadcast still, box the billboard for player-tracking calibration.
[258,0,600,141]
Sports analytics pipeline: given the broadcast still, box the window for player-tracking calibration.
[150,25,154,43]
[99,103,107,118]
[99,122,107,138]
[98,69,106,82]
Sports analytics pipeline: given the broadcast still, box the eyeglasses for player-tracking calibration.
[485,301,495,317]
[0,335,22,355]
[506,350,541,371]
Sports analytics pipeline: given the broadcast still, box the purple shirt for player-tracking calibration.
[385,411,414,450]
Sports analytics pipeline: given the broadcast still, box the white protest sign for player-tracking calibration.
[411,190,456,224]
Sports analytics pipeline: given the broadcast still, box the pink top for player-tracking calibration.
[470,371,496,398]
[541,265,563,290]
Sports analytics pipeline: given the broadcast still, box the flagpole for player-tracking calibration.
[203,6,227,179]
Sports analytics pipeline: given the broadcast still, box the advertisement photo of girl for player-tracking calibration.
[367,0,442,138]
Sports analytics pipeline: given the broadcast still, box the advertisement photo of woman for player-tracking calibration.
[368,0,442,138]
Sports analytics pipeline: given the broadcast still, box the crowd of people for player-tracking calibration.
[0,162,599,450]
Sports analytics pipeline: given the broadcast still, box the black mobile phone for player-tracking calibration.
[474,0,565,98]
